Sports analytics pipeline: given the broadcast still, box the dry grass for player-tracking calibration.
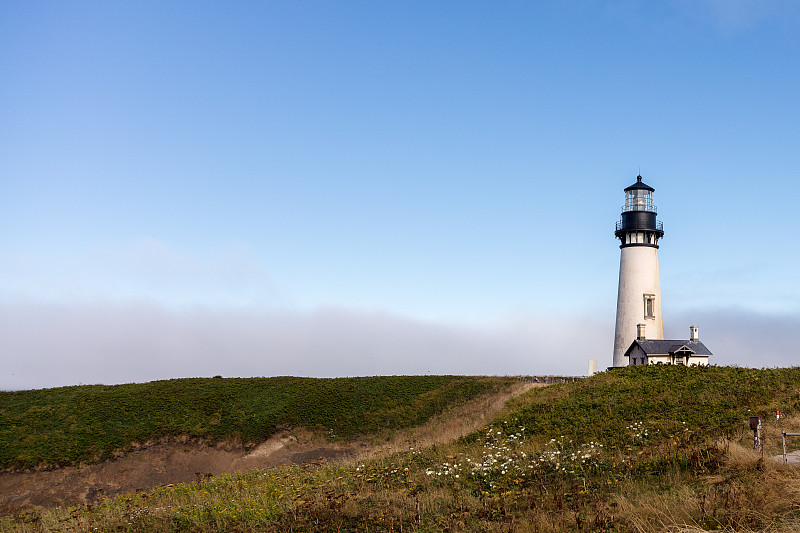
[351,380,540,460]
[8,366,800,533]
[613,482,699,533]
[612,439,800,533]
[6,429,800,532]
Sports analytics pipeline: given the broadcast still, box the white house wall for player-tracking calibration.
[627,345,647,365]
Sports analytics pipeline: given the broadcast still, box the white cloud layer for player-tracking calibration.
[0,301,611,390]
[669,308,800,369]
[1,301,798,391]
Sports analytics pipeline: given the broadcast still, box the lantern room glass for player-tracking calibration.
[625,189,654,212]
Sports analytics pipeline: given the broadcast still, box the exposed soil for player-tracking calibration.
[0,381,542,515]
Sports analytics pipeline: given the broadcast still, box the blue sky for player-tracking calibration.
[2,1,799,389]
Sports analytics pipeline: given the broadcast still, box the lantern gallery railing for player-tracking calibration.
[621,203,658,213]
[615,220,663,232]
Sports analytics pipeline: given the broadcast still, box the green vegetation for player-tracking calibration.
[497,364,800,448]
[0,375,514,470]
[4,366,800,532]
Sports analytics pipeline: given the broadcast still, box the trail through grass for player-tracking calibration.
[4,366,800,532]
[0,375,515,470]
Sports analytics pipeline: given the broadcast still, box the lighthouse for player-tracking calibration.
[612,175,665,367]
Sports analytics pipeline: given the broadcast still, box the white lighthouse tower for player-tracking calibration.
[612,175,665,367]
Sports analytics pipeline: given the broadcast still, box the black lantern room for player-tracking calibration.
[614,175,664,247]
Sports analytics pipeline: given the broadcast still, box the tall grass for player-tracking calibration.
[4,366,800,532]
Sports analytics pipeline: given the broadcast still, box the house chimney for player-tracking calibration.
[690,325,699,342]
[637,323,646,341]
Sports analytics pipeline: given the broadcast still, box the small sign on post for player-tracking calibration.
[749,416,762,450]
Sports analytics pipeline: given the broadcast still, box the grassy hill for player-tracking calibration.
[0,375,516,470]
[497,364,800,448]
[4,366,800,532]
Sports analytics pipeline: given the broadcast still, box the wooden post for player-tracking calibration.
[749,416,762,450]
[783,431,787,464]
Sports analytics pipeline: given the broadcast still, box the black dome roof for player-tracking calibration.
[624,175,655,192]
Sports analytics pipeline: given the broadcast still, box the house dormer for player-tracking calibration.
[668,344,696,365]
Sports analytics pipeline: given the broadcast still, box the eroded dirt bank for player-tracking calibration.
[1,382,542,514]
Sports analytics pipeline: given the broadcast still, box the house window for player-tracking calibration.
[643,294,655,319]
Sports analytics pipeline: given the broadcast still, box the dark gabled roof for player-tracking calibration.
[624,175,655,192]
[624,339,713,357]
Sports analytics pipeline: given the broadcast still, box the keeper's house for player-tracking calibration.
[625,324,712,366]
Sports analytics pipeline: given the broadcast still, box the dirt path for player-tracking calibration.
[0,381,541,514]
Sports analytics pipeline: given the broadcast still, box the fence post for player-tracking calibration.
[779,432,800,464]
[783,431,787,464]
[750,416,762,450]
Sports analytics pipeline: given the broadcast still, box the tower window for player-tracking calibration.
[644,294,655,319]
